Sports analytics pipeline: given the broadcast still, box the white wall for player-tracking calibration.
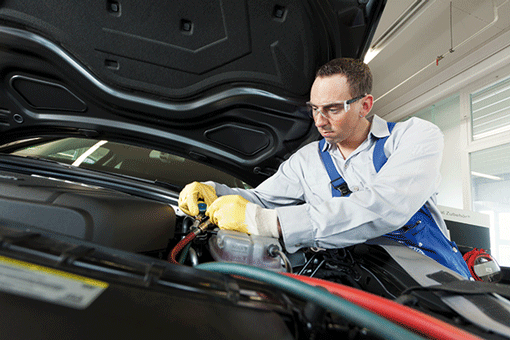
[412,95,464,209]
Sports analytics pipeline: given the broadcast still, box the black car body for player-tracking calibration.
[0,1,509,339]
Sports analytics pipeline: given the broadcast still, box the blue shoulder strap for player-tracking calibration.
[373,122,396,171]
[318,139,350,197]
[319,122,396,197]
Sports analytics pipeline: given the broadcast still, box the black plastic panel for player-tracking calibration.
[10,76,87,112]
[0,170,175,252]
[0,109,10,126]
[0,285,293,340]
[97,1,251,74]
[0,0,384,99]
[205,124,270,155]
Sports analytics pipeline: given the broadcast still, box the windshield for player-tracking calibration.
[7,138,251,189]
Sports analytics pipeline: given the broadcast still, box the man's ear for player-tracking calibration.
[360,94,374,117]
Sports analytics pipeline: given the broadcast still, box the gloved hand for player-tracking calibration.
[206,195,279,238]
[178,181,218,216]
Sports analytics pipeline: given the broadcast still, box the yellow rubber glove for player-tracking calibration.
[206,195,279,238]
[178,181,217,216]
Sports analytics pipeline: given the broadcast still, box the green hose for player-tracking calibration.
[196,262,425,340]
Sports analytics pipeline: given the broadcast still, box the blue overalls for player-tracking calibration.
[319,122,472,279]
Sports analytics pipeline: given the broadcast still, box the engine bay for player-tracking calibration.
[0,166,416,297]
[1,167,510,340]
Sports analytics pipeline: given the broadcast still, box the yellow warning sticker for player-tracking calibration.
[0,255,108,309]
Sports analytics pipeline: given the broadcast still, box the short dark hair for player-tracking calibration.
[315,58,372,97]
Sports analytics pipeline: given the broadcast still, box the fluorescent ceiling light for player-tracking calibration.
[364,48,380,64]
[364,0,434,64]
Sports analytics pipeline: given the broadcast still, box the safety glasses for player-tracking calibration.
[306,94,366,120]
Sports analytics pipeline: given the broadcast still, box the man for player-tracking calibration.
[179,58,472,279]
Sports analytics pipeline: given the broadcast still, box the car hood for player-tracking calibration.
[0,0,385,185]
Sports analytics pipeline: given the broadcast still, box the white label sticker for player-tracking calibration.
[0,255,108,309]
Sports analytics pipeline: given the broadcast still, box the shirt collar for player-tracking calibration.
[321,138,334,152]
[369,114,390,139]
[320,115,390,152]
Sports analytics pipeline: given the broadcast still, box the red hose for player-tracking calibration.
[168,232,196,264]
[281,273,483,340]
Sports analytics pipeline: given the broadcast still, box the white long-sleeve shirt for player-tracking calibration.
[212,115,447,253]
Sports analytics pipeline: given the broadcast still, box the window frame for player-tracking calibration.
[461,68,510,264]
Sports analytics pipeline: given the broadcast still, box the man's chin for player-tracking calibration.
[321,132,335,140]
[321,133,342,145]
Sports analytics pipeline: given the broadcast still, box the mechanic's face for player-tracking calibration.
[309,74,371,146]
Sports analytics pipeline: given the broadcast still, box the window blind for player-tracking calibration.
[471,76,510,140]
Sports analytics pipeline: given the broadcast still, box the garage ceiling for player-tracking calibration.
[368,0,510,120]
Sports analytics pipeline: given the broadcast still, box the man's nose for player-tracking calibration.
[314,111,329,127]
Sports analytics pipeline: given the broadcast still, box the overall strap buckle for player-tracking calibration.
[330,177,352,197]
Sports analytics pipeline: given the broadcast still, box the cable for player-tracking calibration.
[168,232,196,264]
[276,249,292,273]
[309,259,325,277]
[297,252,317,275]
[281,273,483,340]
[267,244,292,273]
[358,263,397,299]
[196,262,426,340]
[168,216,213,265]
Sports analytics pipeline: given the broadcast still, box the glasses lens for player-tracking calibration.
[306,96,365,120]
[307,101,356,119]
[306,104,316,118]
[326,104,345,116]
